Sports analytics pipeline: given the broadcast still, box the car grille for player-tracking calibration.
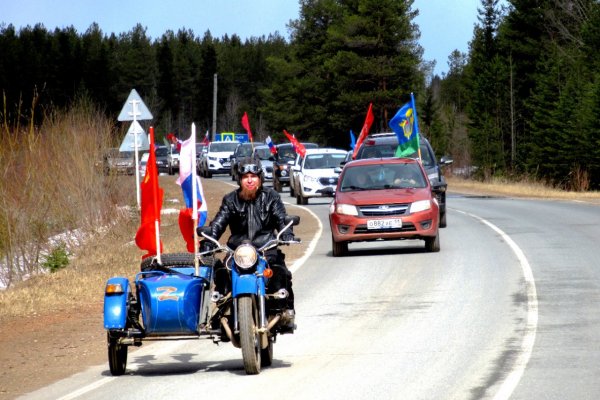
[265,166,273,173]
[354,222,416,233]
[359,203,409,217]
[319,177,338,185]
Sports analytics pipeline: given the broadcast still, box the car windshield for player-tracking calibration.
[304,153,346,169]
[237,144,254,157]
[254,148,272,160]
[359,143,435,167]
[340,163,427,191]
[155,147,169,157]
[118,151,134,158]
[211,142,239,152]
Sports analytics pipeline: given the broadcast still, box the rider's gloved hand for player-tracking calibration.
[281,233,299,242]
[200,240,216,253]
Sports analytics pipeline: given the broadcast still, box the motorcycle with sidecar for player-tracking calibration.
[103,215,300,375]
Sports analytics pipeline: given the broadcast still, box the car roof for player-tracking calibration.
[276,142,318,148]
[343,157,422,168]
[304,148,347,155]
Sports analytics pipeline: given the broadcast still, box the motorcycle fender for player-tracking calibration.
[103,277,130,329]
[232,274,258,296]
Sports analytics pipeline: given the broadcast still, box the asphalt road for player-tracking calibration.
[20,179,600,400]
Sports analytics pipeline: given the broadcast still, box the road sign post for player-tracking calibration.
[118,89,153,209]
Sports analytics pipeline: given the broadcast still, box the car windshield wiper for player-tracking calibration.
[343,185,369,191]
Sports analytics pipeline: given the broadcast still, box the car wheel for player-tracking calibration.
[274,179,282,192]
[289,185,295,198]
[168,165,174,175]
[439,210,447,228]
[425,231,440,252]
[332,236,348,257]
[296,193,302,205]
[206,170,212,178]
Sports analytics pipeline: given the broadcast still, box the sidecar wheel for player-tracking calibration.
[260,337,273,367]
[239,295,261,374]
[140,252,196,271]
[107,334,128,376]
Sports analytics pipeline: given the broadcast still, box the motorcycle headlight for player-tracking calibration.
[234,243,258,270]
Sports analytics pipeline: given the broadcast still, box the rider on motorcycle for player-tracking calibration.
[199,156,298,331]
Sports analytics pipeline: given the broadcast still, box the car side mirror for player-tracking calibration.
[440,156,453,166]
[320,187,335,196]
[334,167,342,174]
[292,165,301,172]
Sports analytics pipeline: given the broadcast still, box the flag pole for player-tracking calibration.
[191,123,200,274]
[410,93,422,160]
[149,126,162,264]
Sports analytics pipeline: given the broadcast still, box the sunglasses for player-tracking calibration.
[240,164,261,175]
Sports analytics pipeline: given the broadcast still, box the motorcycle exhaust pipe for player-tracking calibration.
[220,317,240,348]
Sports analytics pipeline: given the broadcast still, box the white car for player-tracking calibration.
[199,141,240,178]
[290,148,348,205]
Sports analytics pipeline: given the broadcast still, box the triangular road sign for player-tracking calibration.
[117,89,153,121]
[119,120,150,151]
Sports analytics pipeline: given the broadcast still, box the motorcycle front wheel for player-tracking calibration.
[238,295,261,374]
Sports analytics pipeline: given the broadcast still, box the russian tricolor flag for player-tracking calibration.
[176,124,208,252]
[265,135,277,155]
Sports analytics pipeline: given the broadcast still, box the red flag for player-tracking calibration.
[135,127,164,259]
[241,112,254,142]
[352,102,374,159]
[283,129,306,158]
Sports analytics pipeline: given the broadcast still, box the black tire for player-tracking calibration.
[425,231,440,252]
[439,210,447,228]
[289,185,295,197]
[274,179,282,192]
[260,337,273,367]
[108,334,128,376]
[168,165,174,175]
[140,252,195,271]
[206,170,212,178]
[332,236,348,257]
[296,193,302,205]
[239,295,261,374]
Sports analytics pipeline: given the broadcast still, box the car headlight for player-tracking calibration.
[233,243,258,270]
[332,203,358,216]
[410,200,431,213]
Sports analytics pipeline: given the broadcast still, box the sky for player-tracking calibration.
[1,0,486,76]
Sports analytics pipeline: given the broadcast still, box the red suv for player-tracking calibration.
[329,157,440,256]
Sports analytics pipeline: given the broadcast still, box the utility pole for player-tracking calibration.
[212,73,218,142]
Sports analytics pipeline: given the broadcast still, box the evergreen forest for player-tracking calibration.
[2,0,600,189]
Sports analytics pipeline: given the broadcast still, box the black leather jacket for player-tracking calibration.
[208,186,292,250]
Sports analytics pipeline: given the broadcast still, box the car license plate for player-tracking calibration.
[367,218,402,229]
[223,162,231,167]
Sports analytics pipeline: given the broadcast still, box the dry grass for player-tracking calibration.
[0,176,312,319]
[447,175,600,204]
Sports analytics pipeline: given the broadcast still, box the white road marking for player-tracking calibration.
[456,210,538,400]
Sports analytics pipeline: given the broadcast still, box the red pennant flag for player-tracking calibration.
[283,129,306,158]
[352,102,374,159]
[241,112,254,142]
[135,127,164,259]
